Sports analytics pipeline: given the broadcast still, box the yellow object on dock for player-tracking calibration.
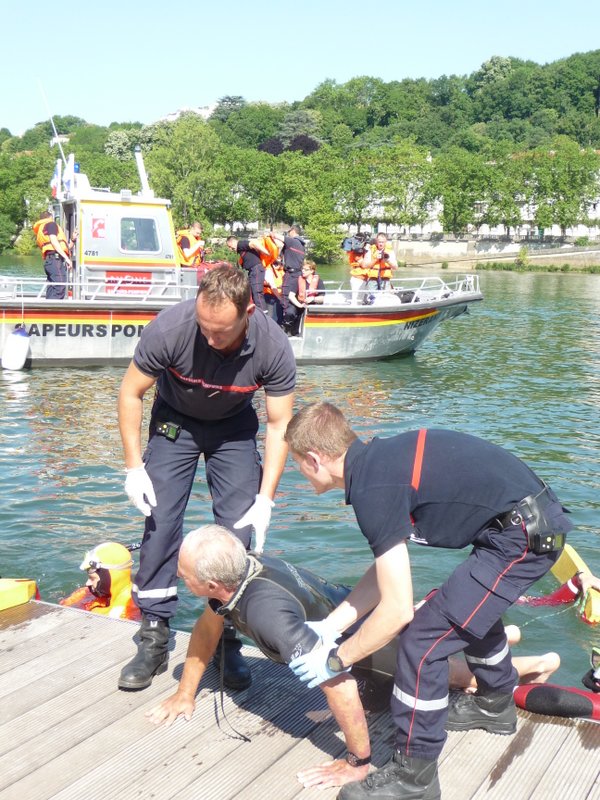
[0,579,38,611]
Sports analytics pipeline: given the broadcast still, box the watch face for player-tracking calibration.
[327,650,344,673]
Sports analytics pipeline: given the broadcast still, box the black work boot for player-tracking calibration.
[118,616,170,690]
[337,752,440,800]
[446,689,517,734]
[213,627,251,690]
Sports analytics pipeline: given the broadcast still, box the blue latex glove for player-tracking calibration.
[289,643,350,689]
[305,619,343,644]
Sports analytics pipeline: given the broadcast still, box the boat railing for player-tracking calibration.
[0,274,194,303]
[320,273,480,306]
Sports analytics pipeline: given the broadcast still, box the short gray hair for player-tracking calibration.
[182,525,247,590]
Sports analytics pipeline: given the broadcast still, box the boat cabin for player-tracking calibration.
[55,149,196,302]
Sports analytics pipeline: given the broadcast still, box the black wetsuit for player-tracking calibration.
[209,554,397,705]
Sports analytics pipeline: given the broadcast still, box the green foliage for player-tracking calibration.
[515,246,529,268]
[13,227,36,255]
[575,236,590,246]
[0,212,16,253]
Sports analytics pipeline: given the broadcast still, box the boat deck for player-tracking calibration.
[1,601,598,800]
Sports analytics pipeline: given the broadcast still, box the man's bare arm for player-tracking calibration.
[118,361,157,469]
[259,392,294,500]
[146,606,224,726]
[297,673,371,789]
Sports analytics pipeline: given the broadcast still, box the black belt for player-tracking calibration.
[492,484,567,554]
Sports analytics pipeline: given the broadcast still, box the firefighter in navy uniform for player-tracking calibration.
[33,211,76,299]
[286,402,572,800]
[117,266,295,694]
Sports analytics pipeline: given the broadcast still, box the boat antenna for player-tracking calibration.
[37,79,68,166]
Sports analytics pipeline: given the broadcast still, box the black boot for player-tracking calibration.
[337,752,440,800]
[446,689,517,734]
[118,616,170,690]
[213,627,251,690]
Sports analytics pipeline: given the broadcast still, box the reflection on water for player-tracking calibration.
[1,272,599,688]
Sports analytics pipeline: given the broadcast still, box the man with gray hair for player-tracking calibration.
[147,524,374,790]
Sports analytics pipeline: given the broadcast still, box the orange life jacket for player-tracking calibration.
[297,274,321,303]
[367,243,394,281]
[33,217,69,259]
[176,229,205,267]
[259,235,281,268]
[348,250,368,280]
[60,584,140,621]
[264,263,284,296]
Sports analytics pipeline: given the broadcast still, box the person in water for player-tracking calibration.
[146,526,560,791]
[60,542,140,621]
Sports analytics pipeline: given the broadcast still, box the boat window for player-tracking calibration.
[120,218,160,252]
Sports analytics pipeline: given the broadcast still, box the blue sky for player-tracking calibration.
[2,0,599,135]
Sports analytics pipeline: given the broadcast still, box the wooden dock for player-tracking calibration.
[1,601,598,800]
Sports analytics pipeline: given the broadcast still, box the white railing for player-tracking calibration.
[321,274,481,306]
[0,275,192,303]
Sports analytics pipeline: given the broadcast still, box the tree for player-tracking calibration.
[278,109,323,147]
[431,148,491,236]
[210,96,247,123]
[146,116,224,225]
[376,140,433,229]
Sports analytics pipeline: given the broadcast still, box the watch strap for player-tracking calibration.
[346,751,372,767]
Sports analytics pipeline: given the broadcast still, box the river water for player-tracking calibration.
[0,263,599,689]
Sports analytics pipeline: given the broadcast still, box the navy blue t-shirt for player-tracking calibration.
[344,431,550,557]
[133,298,295,420]
[282,235,306,274]
[237,240,263,271]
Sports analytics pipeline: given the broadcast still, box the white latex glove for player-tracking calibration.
[233,494,274,553]
[289,640,350,689]
[305,619,343,645]
[124,465,157,517]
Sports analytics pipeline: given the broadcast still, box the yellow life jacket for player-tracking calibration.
[33,217,69,259]
[367,243,394,281]
[176,228,205,267]
[348,250,368,280]
[264,263,284,296]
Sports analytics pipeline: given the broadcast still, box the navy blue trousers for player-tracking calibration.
[247,263,267,311]
[133,400,261,620]
[392,520,562,760]
[44,254,66,299]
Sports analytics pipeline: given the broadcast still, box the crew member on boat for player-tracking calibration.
[60,542,140,621]
[364,232,398,291]
[146,526,561,791]
[33,210,76,300]
[280,225,306,333]
[286,259,325,335]
[176,221,205,267]
[263,257,285,325]
[117,266,295,693]
[348,249,369,305]
[286,402,573,800]
[226,235,271,311]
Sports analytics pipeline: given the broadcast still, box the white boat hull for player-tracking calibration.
[0,278,482,367]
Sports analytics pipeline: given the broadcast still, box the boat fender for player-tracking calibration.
[514,682,600,721]
[1,324,30,371]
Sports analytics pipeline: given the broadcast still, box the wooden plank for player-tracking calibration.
[1,602,599,800]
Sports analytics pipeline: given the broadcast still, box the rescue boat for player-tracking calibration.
[0,152,483,368]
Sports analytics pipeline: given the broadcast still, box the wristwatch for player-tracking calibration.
[346,751,372,768]
[326,646,346,673]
